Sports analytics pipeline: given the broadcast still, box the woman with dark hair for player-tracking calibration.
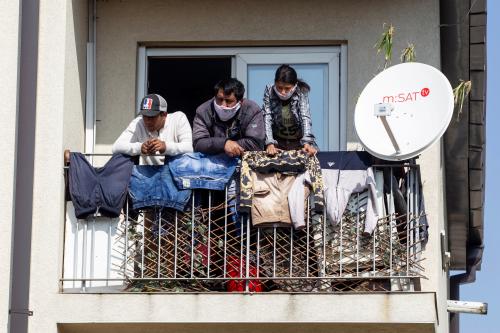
[262,64,317,156]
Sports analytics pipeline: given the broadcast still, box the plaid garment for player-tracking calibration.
[239,150,324,213]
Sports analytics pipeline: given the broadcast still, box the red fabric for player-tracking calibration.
[226,256,263,292]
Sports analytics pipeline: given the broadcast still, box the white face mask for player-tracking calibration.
[273,84,297,101]
[213,100,241,121]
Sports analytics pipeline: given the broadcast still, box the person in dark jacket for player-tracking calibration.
[193,78,265,157]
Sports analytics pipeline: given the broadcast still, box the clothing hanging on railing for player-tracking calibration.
[128,164,192,211]
[68,153,134,219]
[239,150,323,227]
[379,161,429,247]
[168,152,238,190]
[289,151,379,234]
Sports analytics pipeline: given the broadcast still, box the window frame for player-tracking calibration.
[136,45,347,150]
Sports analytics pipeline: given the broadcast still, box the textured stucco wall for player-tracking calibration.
[63,0,87,151]
[0,0,20,331]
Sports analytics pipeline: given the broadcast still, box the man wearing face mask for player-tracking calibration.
[193,78,265,157]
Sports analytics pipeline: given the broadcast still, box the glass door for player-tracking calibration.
[235,51,340,150]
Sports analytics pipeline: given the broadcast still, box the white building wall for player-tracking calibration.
[0,0,21,331]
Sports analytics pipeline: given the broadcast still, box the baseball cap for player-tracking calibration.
[139,94,167,116]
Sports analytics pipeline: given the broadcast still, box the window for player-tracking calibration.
[137,46,346,150]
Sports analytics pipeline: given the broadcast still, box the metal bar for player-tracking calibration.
[406,168,410,276]
[61,275,420,282]
[245,216,250,292]
[256,228,260,278]
[223,187,228,277]
[207,191,212,278]
[157,209,161,278]
[322,208,326,277]
[415,168,421,265]
[240,216,244,280]
[107,219,111,287]
[306,197,310,278]
[409,168,415,272]
[289,227,293,277]
[379,116,401,153]
[372,163,419,168]
[373,216,377,274]
[82,220,88,291]
[125,200,129,277]
[90,219,95,288]
[190,194,195,278]
[356,193,360,277]
[339,214,343,276]
[141,211,145,279]
[372,167,376,274]
[273,227,277,277]
[174,211,178,278]
[389,167,394,275]
[73,220,79,289]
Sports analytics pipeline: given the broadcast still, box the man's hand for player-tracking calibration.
[302,143,317,156]
[265,144,282,156]
[224,140,245,157]
[148,138,166,154]
[141,139,166,155]
[141,140,152,154]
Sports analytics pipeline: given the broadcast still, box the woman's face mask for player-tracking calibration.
[273,82,297,101]
[213,100,241,121]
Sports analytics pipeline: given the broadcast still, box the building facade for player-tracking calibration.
[1,0,486,332]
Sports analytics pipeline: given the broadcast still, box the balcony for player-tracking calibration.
[61,157,426,294]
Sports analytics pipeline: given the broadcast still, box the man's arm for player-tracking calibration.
[164,112,194,156]
[192,105,227,154]
[236,102,265,152]
[112,117,143,155]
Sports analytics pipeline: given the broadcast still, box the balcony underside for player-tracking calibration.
[56,293,436,332]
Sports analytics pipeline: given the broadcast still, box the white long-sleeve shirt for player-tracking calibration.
[289,168,379,234]
[112,112,193,165]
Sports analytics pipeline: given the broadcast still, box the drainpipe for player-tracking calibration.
[449,247,485,333]
[8,0,39,332]
[450,268,476,333]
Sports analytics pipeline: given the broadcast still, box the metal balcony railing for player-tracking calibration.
[61,157,426,293]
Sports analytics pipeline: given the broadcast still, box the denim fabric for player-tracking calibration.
[168,152,238,190]
[69,153,134,219]
[129,164,192,211]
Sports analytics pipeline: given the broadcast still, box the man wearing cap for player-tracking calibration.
[193,78,265,157]
[112,94,193,164]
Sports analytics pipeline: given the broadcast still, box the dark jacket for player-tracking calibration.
[193,98,265,154]
[69,153,134,219]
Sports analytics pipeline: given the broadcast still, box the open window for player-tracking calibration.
[137,46,347,150]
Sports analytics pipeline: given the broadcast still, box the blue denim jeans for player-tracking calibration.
[168,152,239,190]
[129,164,192,211]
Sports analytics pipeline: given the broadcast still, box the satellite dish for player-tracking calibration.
[354,62,454,161]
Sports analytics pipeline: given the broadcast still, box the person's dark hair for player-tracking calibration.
[274,64,310,92]
[214,78,245,101]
